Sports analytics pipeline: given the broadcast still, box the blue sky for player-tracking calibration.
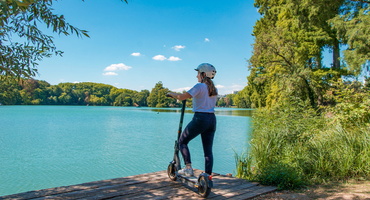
[36,0,260,95]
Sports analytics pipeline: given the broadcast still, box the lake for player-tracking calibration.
[0,106,252,196]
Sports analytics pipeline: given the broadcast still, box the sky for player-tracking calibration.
[36,0,261,95]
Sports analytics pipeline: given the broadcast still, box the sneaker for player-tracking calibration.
[178,167,194,177]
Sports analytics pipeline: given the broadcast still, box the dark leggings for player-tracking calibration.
[178,112,216,174]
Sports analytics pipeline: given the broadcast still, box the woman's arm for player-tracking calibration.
[167,92,192,101]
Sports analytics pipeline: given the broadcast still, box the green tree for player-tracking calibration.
[58,92,72,105]
[217,94,235,107]
[0,0,88,78]
[147,81,174,107]
[234,87,252,108]
[133,90,150,107]
[89,94,107,106]
[217,97,226,107]
[0,76,22,104]
[113,88,136,106]
[237,0,370,188]
[323,79,370,127]
[225,94,235,107]
[114,92,132,106]
[365,77,370,89]
[109,87,123,105]
[0,77,147,106]
[329,0,370,76]
[47,85,62,104]
[247,0,368,109]
[57,83,77,104]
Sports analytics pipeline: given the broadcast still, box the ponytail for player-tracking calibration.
[201,72,218,96]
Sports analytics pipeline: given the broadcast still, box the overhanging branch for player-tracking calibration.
[349,0,370,3]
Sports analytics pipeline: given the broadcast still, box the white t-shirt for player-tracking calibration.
[187,83,217,113]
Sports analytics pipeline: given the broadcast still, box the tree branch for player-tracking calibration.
[349,0,370,3]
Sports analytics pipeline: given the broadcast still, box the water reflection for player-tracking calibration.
[140,107,254,117]
[215,108,254,117]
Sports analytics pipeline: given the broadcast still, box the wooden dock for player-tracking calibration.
[0,169,276,199]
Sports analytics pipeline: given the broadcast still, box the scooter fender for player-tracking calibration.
[198,173,213,188]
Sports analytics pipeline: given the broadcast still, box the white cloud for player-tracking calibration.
[152,55,182,61]
[172,45,185,51]
[172,87,191,93]
[231,84,244,91]
[104,63,132,71]
[217,84,246,95]
[152,55,167,61]
[131,52,141,56]
[103,72,118,76]
[168,56,182,61]
[204,38,210,42]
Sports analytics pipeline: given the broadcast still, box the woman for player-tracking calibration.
[167,63,218,176]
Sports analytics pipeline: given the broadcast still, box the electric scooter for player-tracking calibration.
[166,99,213,198]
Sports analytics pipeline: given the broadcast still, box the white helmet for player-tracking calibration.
[195,63,217,79]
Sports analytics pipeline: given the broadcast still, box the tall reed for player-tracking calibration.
[304,124,370,181]
[236,104,370,189]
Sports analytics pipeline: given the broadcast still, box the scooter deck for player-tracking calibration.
[175,172,197,181]
[178,175,197,181]
[177,174,198,188]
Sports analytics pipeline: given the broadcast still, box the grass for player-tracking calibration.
[236,102,370,190]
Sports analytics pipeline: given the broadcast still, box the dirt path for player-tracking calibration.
[251,180,370,200]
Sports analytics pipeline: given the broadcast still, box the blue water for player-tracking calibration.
[0,106,252,196]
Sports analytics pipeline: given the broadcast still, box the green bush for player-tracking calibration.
[256,163,305,190]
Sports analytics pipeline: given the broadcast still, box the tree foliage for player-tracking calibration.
[238,0,369,109]
[0,0,88,78]
[0,0,127,79]
[0,78,193,107]
[147,81,177,107]
[217,94,235,107]
[236,0,370,187]
[0,77,139,106]
[329,0,370,75]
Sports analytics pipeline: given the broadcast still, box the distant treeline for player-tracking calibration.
[0,77,239,107]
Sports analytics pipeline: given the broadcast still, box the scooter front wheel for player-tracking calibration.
[198,174,211,198]
[167,163,177,181]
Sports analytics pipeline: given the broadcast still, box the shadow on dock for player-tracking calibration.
[0,170,276,199]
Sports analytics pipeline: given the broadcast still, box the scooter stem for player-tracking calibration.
[177,100,187,140]
[173,100,187,171]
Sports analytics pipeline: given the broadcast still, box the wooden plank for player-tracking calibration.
[0,171,168,200]
[1,177,126,199]
[117,182,199,200]
[0,170,277,200]
[36,174,174,200]
[0,185,93,200]
[123,174,260,200]
[212,176,258,188]
[77,180,181,200]
[33,180,148,200]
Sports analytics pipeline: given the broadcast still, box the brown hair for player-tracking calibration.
[200,72,218,96]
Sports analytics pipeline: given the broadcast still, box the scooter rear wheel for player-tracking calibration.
[167,163,177,181]
[198,174,211,198]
